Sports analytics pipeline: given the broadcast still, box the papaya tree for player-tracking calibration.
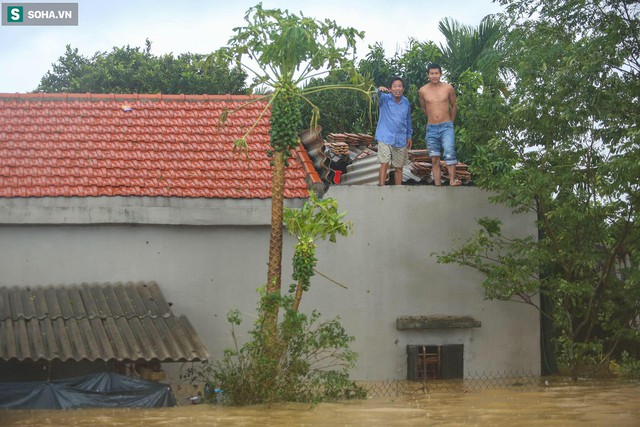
[223,3,366,342]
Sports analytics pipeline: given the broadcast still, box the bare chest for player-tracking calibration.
[425,86,450,104]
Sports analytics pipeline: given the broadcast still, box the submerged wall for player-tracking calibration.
[0,186,540,380]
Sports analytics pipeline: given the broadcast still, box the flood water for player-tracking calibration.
[1,381,639,426]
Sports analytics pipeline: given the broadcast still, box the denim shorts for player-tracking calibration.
[426,121,457,165]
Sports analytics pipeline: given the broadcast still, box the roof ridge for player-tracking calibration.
[0,92,266,102]
[6,313,173,321]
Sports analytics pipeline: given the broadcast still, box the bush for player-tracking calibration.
[182,304,366,405]
[611,352,640,380]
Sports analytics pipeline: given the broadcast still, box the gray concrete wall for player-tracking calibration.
[315,186,540,379]
[0,186,540,380]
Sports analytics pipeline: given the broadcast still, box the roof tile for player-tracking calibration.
[0,93,320,199]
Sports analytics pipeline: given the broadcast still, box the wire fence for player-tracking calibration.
[357,371,542,398]
[169,370,543,404]
[171,372,640,405]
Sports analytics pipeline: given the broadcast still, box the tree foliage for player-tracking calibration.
[300,70,374,134]
[438,15,507,92]
[284,192,352,312]
[36,39,247,94]
[440,0,640,378]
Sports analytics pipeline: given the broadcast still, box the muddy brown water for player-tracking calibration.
[1,382,639,426]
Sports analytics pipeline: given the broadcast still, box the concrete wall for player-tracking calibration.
[315,186,540,379]
[0,187,540,380]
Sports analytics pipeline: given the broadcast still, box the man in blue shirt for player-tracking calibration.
[375,76,413,185]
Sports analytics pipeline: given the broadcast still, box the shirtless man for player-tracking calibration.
[418,63,460,186]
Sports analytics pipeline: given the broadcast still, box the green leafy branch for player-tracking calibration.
[284,191,352,312]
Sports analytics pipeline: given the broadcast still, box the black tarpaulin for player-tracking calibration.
[0,372,176,409]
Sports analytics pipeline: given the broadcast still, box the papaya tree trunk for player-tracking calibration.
[263,151,287,339]
[292,281,304,313]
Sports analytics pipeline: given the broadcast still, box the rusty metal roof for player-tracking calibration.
[0,282,210,363]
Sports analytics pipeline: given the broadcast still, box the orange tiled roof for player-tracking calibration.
[0,93,320,199]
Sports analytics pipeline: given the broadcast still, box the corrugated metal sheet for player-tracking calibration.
[0,282,209,363]
[340,153,381,185]
[299,126,333,184]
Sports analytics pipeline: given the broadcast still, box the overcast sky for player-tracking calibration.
[0,0,504,93]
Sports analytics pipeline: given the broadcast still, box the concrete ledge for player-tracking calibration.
[0,196,307,226]
[396,315,482,330]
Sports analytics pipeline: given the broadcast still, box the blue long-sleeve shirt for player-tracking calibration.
[374,91,413,148]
